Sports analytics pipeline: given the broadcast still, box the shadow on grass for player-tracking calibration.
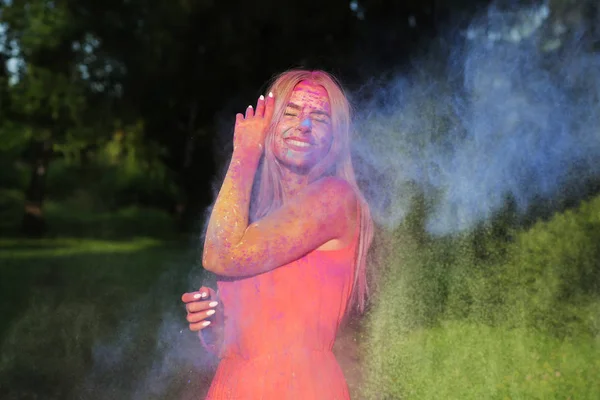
[0,237,216,400]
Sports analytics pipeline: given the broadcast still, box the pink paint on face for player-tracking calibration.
[272,81,333,173]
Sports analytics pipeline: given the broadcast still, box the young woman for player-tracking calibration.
[182,70,373,399]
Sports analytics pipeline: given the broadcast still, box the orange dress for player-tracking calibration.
[205,228,359,400]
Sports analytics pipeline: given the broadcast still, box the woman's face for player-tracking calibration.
[272,81,333,173]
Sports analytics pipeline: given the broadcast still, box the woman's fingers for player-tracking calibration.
[181,286,219,332]
[245,105,254,119]
[201,286,218,299]
[189,320,211,331]
[239,93,273,120]
[236,92,273,123]
[264,91,275,123]
[186,308,216,323]
[181,291,207,303]
[235,113,244,124]
[255,95,265,118]
[181,286,216,303]
[186,299,219,313]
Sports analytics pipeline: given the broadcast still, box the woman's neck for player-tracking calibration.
[280,167,310,199]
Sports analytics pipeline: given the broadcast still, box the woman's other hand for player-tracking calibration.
[182,286,224,355]
[181,286,220,331]
[233,92,275,152]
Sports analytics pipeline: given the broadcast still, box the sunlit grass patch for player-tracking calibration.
[0,236,163,259]
[363,321,600,400]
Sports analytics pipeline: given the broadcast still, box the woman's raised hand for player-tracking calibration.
[233,92,275,153]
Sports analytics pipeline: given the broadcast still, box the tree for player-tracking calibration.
[1,0,124,235]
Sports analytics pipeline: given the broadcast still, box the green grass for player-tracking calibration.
[363,321,600,400]
[0,228,214,399]
[3,188,600,399]
[0,236,162,258]
[361,194,600,399]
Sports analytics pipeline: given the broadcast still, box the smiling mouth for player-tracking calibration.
[285,139,311,149]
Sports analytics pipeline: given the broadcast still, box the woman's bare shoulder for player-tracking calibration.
[309,176,358,226]
[310,176,356,199]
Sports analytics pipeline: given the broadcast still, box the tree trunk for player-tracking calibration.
[21,139,53,237]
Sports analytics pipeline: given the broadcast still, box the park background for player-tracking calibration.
[1,0,599,399]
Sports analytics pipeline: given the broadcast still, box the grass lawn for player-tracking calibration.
[0,232,217,400]
[362,320,600,399]
[360,194,600,399]
[3,192,599,399]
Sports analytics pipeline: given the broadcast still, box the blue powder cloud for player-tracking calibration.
[353,2,600,235]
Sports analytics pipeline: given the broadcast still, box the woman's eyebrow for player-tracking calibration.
[286,102,330,118]
[310,110,330,118]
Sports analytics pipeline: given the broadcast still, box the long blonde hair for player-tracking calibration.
[252,69,374,313]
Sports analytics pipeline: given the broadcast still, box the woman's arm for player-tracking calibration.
[203,176,357,277]
[202,95,271,275]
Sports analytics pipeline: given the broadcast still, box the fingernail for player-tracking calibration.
[208,301,218,307]
[248,105,253,108]
[268,92,273,97]
[206,310,216,316]
[193,293,201,299]
[202,321,211,327]
[259,95,264,100]
[201,292,208,298]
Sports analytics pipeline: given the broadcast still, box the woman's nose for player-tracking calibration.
[299,118,312,130]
